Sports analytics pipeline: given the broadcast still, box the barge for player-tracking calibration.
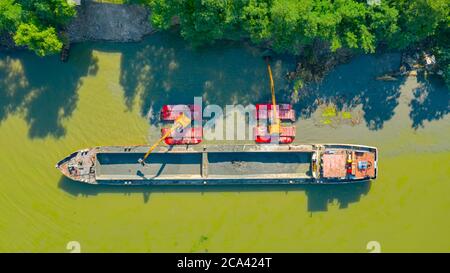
[56,144,378,185]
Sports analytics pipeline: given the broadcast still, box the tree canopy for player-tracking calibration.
[13,23,62,57]
[147,0,448,52]
[0,0,76,56]
[0,0,22,32]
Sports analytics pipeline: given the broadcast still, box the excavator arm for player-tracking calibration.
[265,57,280,134]
[139,113,191,165]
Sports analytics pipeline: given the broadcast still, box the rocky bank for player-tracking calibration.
[67,1,154,43]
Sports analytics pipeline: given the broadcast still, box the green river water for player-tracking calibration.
[0,33,449,252]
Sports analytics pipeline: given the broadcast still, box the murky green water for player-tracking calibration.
[1,33,449,252]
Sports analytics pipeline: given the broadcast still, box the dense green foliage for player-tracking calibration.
[433,24,450,87]
[146,0,449,84]
[0,0,22,32]
[13,23,62,56]
[0,0,76,56]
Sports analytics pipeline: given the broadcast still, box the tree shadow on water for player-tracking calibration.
[409,74,449,129]
[294,53,404,130]
[58,176,371,212]
[0,46,98,138]
[117,32,296,125]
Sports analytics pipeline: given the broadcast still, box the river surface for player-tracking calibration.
[0,33,449,252]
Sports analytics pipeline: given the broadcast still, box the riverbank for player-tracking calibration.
[63,2,445,89]
[2,1,444,89]
[0,2,375,86]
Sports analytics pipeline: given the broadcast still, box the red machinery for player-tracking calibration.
[160,104,202,145]
[254,125,295,144]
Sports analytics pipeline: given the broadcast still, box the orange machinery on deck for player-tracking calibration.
[255,103,296,144]
[255,57,296,144]
[321,149,376,179]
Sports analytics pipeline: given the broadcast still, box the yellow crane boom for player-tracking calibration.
[266,57,280,134]
[138,113,191,165]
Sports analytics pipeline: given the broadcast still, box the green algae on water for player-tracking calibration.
[0,35,449,252]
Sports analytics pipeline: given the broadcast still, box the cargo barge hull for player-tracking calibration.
[56,144,378,185]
